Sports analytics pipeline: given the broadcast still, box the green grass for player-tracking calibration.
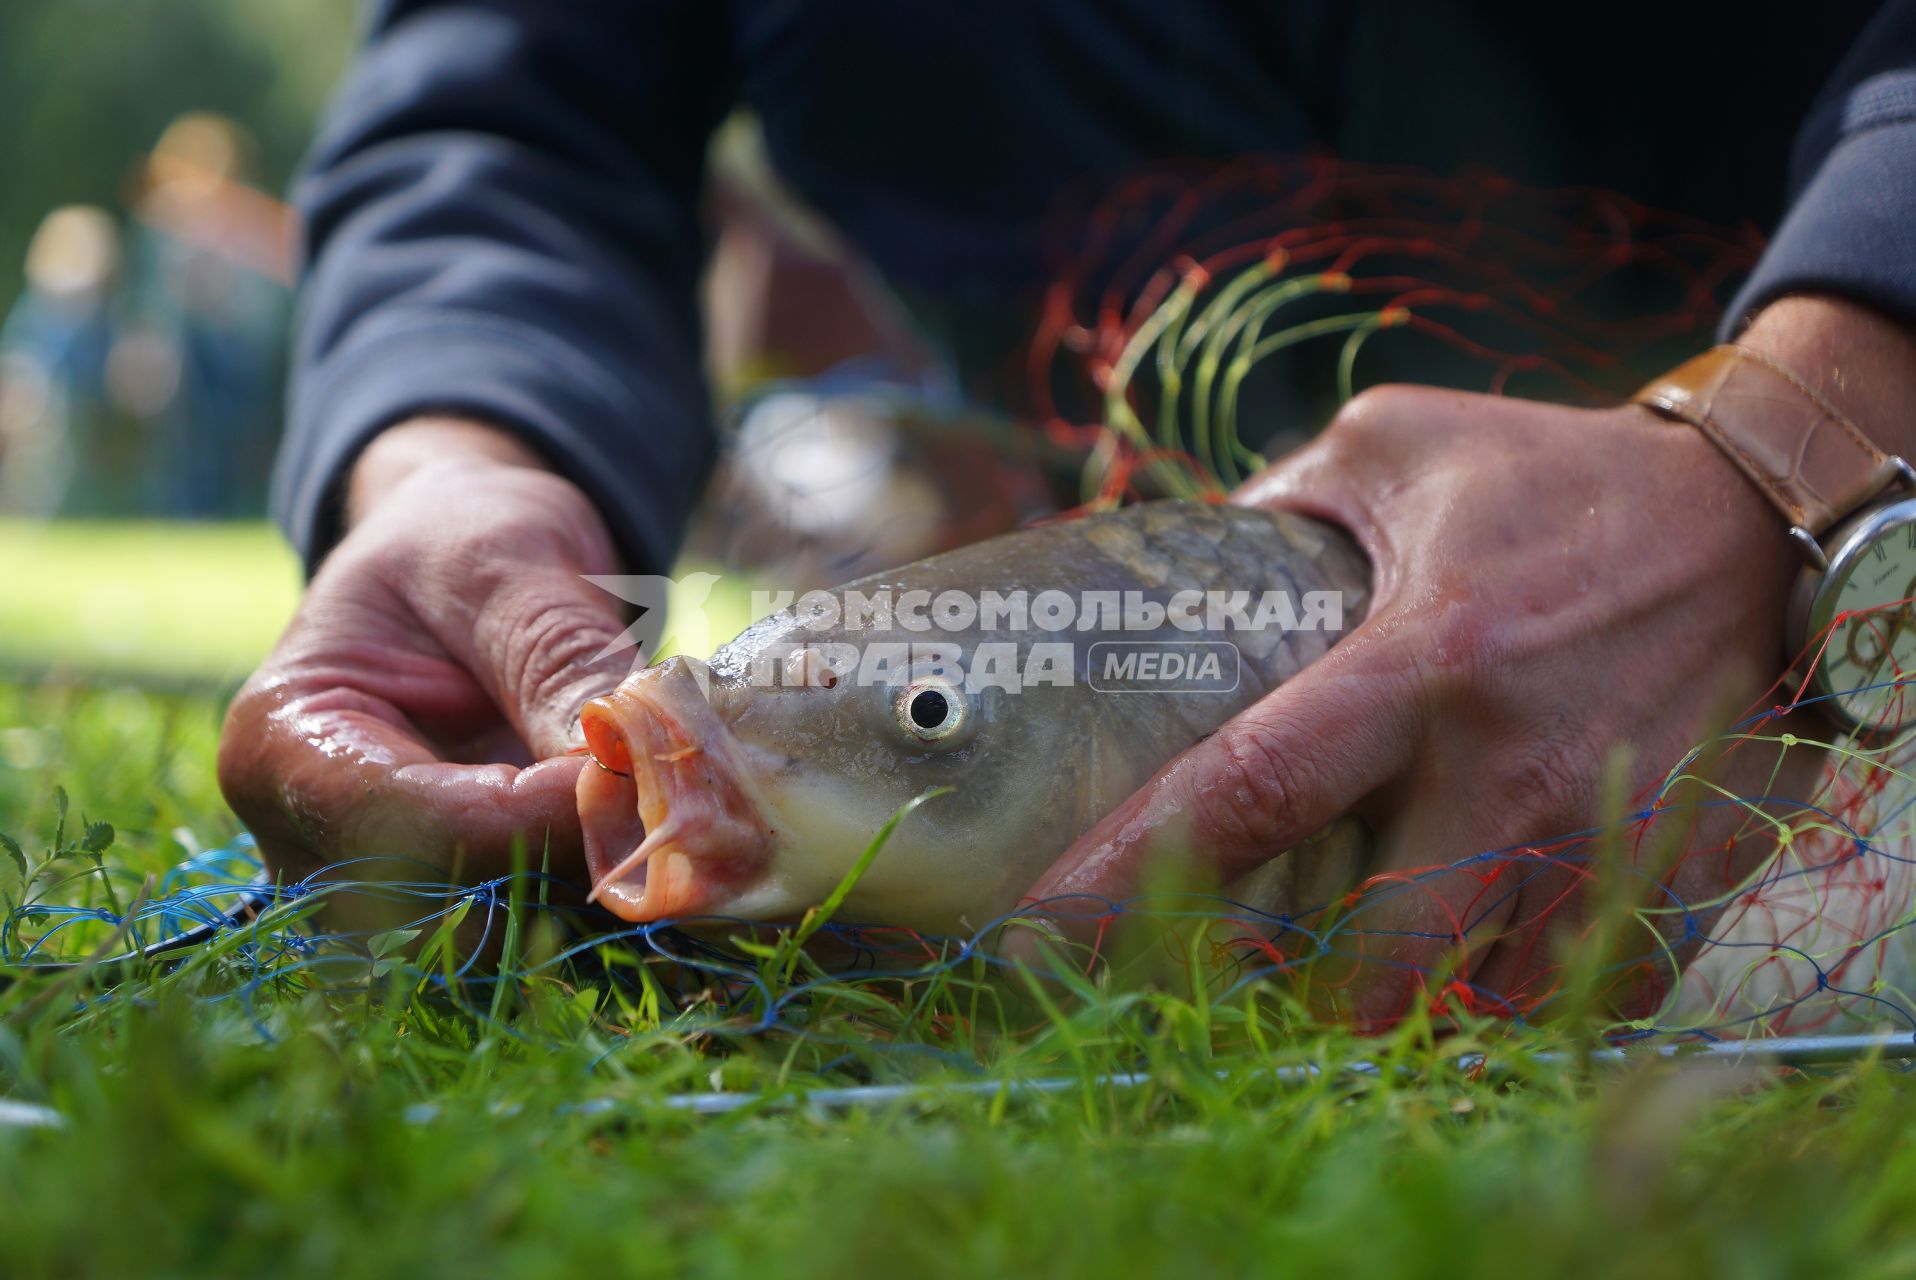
[0,520,301,682]
[3,679,1916,1278]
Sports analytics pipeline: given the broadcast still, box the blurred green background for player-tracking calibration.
[0,0,355,319]
[0,0,356,683]
[0,0,934,687]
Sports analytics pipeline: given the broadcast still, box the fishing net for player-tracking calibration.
[1025,153,1762,504]
[5,156,1915,1078]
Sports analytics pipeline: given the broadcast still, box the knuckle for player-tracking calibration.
[456,514,565,577]
[216,691,328,874]
[1327,384,1422,443]
[1434,600,1497,669]
[1499,727,1595,832]
[1194,715,1313,854]
[506,596,621,709]
[215,678,280,799]
[1404,598,1512,709]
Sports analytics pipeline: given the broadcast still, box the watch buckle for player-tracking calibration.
[1788,456,1916,573]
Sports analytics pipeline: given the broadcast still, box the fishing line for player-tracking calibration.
[1032,156,1760,509]
[602,1030,1916,1119]
[0,872,274,987]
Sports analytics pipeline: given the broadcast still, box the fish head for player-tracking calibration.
[577,655,773,922]
[578,627,1082,935]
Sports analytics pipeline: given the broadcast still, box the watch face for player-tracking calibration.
[1814,500,1916,730]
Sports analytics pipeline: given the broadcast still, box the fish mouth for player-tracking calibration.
[577,657,773,921]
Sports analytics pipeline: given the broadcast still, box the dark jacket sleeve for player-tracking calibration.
[1724,0,1916,334]
[274,0,734,574]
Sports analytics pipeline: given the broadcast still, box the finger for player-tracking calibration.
[1021,631,1423,940]
[1307,854,1527,1029]
[1325,717,1822,1027]
[220,674,586,888]
[1471,718,1824,1011]
[1266,750,1578,1028]
[460,557,642,759]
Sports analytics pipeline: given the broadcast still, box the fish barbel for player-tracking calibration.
[577,501,1372,935]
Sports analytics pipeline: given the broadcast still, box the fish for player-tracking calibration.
[577,500,1373,937]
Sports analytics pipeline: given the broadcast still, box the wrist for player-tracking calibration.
[1733,295,1916,465]
[1634,294,1916,578]
[1639,405,1803,640]
[347,416,554,526]
[1648,295,1916,678]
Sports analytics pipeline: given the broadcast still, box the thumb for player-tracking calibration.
[462,559,645,759]
[1023,630,1421,931]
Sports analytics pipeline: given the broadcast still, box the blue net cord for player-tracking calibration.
[4,733,1915,1064]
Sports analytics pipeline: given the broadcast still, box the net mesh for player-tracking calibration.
[1025,153,1761,503]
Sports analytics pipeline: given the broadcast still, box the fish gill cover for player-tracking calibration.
[4,157,1913,1084]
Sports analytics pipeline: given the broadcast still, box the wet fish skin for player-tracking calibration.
[579,501,1373,935]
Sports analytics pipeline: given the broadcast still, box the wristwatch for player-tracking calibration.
[1634,345,1916,732]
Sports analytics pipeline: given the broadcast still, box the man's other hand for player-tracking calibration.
[1024,296,1916,1022]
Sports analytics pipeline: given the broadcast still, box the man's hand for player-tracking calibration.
[1024,296,1916,1023]
[219,418,635,925]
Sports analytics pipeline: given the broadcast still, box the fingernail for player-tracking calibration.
[995,922,1039,968]
[559,672,628,753]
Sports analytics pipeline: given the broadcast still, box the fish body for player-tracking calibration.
[579,501,1372,935]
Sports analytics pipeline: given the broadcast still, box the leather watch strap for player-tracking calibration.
[1632,345,1903,540]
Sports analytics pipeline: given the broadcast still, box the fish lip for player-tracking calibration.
[576,658,774,920]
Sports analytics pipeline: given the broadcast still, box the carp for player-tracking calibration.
[577,500,1372,936]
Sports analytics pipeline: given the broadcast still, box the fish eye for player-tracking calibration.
[892,674,972,747]
[909,687,953,730]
